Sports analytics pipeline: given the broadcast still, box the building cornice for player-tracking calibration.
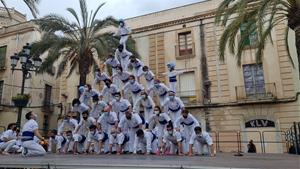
[0,21,38,38]
[131,9,216,34]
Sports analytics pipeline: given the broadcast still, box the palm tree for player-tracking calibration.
[215,0,300,75]
[31,0,138,86]
[1,0,40,18]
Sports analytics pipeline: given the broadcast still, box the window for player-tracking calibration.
[243,64,265,97]
[0,81,3,104]
[178,31,193,56]
[240,23,257,46]
[0,46,7,69]
[178,72,196,97]
[44,84,52,106]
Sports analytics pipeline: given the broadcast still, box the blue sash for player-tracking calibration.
[169,76,177,82]
[181,121,194,126]
[79,135,86,144]
[159,119,168,125]
[0,139,3,143]
[62,137,67,145]
[160,90,167,97]
[132,88,141,94]
[120,106,129,113]
[122,78,129,83]
[169,106,181,112]
[146,77,154,81]
[122,54,128,59]
[102,132,108,143]
[122,134,130,145]
[107,121,116,125]
[21,131,34,141]
[151,133,157,143]
[135,64,142,69]
[145,106,153,110]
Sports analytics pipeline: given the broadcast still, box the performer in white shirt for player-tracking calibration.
[189,126,215,157]
[79,84,100,105]
[153,79,169,107]
[101,79,119,103]
[161,123,184,155]
[133,90,155,123]
[115,44,132,72]
[0,123,19,155]
[97,105,118,134]
[47,129,67,154]
[130,58,144,81]
[133,129,158,155]
[92,68,110,88]
[90,94,107,120]
[118,110,143,153]
[108,128,129,155]
[142,66,155,96]
[111,92,132,120]
[127,75,144,106]
[113,65,132,99]
[164,90,185,123]
[21,111,46,157]
[113,19,131,48]
[162,62,185,93]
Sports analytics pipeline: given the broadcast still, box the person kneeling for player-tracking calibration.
[188,126,215,157]
[108,128,130,155]
[134,129,158,155]
[85,125,109,154]
[21,111,46,157]
[48,129,67,154]
[161,123,184,156]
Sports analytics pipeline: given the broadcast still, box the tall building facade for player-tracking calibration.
[124,0,300,153]
[0,8,61,132]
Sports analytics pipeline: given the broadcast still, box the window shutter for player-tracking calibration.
[0,46,7,69]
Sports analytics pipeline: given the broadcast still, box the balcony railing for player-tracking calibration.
[235,83,277,101]
[175,42,195,60]
[176,89,199,105]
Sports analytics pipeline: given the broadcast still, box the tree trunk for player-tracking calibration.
[78,57,89,86]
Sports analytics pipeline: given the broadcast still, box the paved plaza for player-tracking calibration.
[0,153,299,169]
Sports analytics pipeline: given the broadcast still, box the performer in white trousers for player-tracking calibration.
[85,125,109,154]
[21,111,46,157]
[111,92,132,120]
[104,54,120,85]
[147,106,171,153]
[48,129,67,153]
[130,58,144,81]
[115,44,132,72]
[97,105,118,135]
[142,66,155,96]
[162,62,185,93]
[113,65,132,99]
[133,90,155,123]
[118,111,143,153]
[127,75,144,107]
[175,109,200,154]
[90,95,107,120]
[108,128,130,154]
[153,79,170,107]
[189,126,215,157]
[164,90,185,123]
[161,123,184,155]
[0,123,19,155]
[133,129,158,155]
[101,79,120,103]
[113,19,131,48]
[92,68,110,89]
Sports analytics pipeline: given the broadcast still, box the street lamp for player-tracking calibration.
[10,43,42,126]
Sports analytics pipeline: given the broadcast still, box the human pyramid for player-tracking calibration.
[0,20,215,157]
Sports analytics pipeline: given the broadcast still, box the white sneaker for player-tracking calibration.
[2,151,10,155]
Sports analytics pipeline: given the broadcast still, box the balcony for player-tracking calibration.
[235,83,277,102]
[175,42,195,60]
[176,89,200,105]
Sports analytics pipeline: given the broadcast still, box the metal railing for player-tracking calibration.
[285,122,300,155]
[176,89,200,105]
[235,83,277,101]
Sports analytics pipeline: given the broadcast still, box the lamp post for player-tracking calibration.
[10,43,42,126]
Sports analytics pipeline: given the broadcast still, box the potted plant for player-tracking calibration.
[12,94,30,107]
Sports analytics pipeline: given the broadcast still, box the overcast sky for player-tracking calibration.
[5,0,203,20]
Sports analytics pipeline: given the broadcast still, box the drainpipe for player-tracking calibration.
[200,20,212,131]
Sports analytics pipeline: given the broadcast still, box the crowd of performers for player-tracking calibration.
[0,20,215,157]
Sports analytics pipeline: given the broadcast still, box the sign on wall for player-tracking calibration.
[245,119,275,128]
